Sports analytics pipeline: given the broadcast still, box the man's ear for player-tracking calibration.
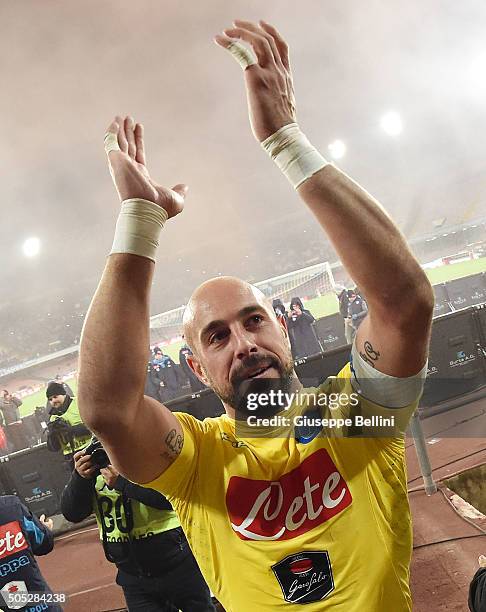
[186,355,210,386]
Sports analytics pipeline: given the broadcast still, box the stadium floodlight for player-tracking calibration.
[380,111,403,136]
[22,237,40,257]
[328,139,346,160]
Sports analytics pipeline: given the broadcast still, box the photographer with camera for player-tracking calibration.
[45,381,91,463]
[287,297,321,359]
[60,438,215,612]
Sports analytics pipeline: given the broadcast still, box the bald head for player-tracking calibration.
[181,276,294,415]
[183,276,274,354]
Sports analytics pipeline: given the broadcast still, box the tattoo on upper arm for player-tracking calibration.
[165,429,184,456]
[359,341,381,368]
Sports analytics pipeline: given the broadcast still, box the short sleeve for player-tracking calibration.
[140,412,202,502]
[321,362,418,439]
[349,340,427,408]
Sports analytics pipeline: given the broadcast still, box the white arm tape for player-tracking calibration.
[350,340,427,408]
[225,41,258,70]
[110,199,168,263]
[261,123,330,189]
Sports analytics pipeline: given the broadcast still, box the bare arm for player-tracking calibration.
[298,168,433,376]
[78,116,187,483]
[216,20,434,376]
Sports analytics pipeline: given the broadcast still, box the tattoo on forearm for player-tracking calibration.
[359,341,381,368]
[165,429,184,456]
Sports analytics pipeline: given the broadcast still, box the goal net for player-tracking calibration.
[149,262,335,342]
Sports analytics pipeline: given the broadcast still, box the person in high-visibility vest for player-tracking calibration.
[61,444,215,611]
[45,381,91,461]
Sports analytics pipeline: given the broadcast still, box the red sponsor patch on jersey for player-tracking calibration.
[289,558,313,574]
[226,448,352,541]
[0,521,28,560]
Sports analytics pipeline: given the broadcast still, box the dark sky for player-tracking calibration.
[2,0,486,317]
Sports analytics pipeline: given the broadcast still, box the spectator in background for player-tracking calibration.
[153,350,180,402]
[338,288,354,344]
[271,298,287,323]
[46,381,91,463]
[179,344,205,393]
[0,389,22,426]
[145,359,164,402]
[152,348,165,367]
[289,297,318,321]
[0,495,60,611]
[272,299,295,354]
[287,297,321,359]
[0,389,24,452]
[346,289,368,343]
[61,447,215,611]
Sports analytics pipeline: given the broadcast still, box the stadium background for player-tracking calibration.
[1,1,486,610]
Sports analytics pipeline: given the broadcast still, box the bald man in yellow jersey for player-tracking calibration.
[78,20,434,611]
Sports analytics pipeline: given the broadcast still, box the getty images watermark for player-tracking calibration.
[242,390,396,431]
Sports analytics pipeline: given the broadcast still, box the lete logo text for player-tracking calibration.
[0,522,28,561]
[226,449,352,540]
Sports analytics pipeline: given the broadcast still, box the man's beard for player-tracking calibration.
[206,352,295,419]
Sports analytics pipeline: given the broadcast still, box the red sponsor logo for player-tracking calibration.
[0,522,28,560]
[290,558,313,574]
[226,449,352,541]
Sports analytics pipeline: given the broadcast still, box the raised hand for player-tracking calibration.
[104,115,188,219]
[215,20,297,142]
[39,514,54,530]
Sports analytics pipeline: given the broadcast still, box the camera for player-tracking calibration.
[84,436,110,469]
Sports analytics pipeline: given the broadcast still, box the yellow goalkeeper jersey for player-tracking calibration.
[144,363,416,611]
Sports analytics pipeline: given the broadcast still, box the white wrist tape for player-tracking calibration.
[110,199,168,262]
[225,41,257,70]
[261,123,330,189]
